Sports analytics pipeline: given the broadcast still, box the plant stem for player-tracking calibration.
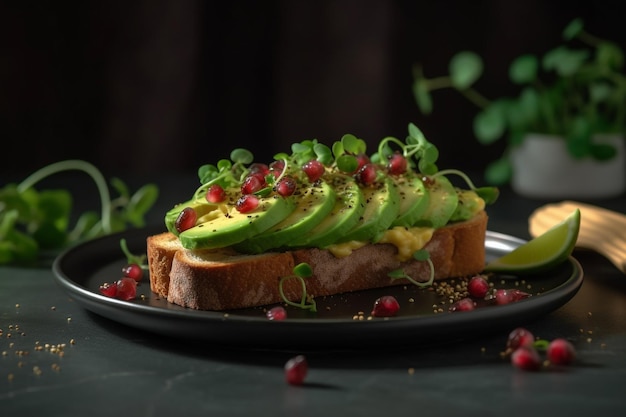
[17,160,112,233]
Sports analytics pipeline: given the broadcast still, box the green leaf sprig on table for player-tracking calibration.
[0,160,159,265]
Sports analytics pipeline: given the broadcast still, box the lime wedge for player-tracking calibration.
[484,208,580,274]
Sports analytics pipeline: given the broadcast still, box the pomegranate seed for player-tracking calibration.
[241,173,266,195]
[467,275,489,298]
[175,207,197,233]
[285,355,308,385]
[269,160,286,178]
[506,327,535,350]
[371,295,400,317]
[266,306,287,320]
[387,152,408,175]
[494,288,530,305]
[275,176,297,197]
[302,160,325,182]
[249,163,270,176]
[547,338,576,366]
[122,263,143,282]
[355,153,370,172]
[206,184,226,203]
[99,282,117,298]
[235,194,259,213]
[511,346,542,371]
[449,297,476,312]
[355,163,378,185]
[115,277,137,301]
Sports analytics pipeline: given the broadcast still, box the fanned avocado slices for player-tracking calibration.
[233,181,336,254]
[336,177,400,243]
[413,176,459,229]
[178,195,297,250]
[287,175,365,248]
[390,174,430,228]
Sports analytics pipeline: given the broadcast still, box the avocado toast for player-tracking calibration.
[147,123,498,310]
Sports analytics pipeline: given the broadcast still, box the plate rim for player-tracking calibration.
[51,228,584,348]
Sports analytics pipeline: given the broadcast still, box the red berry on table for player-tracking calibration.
[495,288,530,305]
[285,355,308,385]
[449,297,476,312]
[275,176,297,197]
[206,184,226,203]
[175,207,197,233]
[387,152,408,175]
[371,295,400,317]
[99,282,117,298]
[235,194,259,213]
[547,338,576,366]
[506,327,535,350]
[511,346,542,371]
[266,306,287,321]
[302,160,325,182]
[122,263,143,282]
[467,275,489,298]
[115,277,137,301]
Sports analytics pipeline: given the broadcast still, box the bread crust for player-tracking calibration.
[147,211,487,310]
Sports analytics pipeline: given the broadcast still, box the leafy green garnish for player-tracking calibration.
[278,262,317,312]
[0,160,158,265]
[388,249,435,288]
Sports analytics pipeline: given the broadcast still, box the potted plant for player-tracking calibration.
[412,18,626,199]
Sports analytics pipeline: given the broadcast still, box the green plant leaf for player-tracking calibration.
[563,18,584,40]
[516,87,540,124]
[566,116,593,158]
[449,51,483,90]
[509,54,539,84]
[543,46,589,77]
[596,42,624,70]
[589,82,613,103]
[473,105,505,144]
[412,78,433,114]
[484,158,513,186]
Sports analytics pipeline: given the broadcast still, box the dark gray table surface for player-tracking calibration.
[2,173,626,416]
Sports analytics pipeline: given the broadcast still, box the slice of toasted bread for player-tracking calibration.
[147,210,487,310]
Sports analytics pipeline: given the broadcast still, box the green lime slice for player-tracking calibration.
[484,208,580,274]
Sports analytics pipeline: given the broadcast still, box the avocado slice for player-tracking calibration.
[288,175,365,248]
[413,175,459,229]
[233,181,336,254]
[164,199,220,236]
[337,177,400,243]
[178,195,297,250]
[389,174,430,228]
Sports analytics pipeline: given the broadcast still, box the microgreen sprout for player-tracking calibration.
[388,249,435,288]
[0,160,158,265]
[278,262,317,312]
[195,148,254,198]
[433,169,500,204]
[119,238,148,271]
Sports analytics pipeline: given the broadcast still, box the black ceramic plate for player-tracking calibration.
[52,227,583,350]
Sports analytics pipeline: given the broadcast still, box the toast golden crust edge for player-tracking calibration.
[147,210,487,310]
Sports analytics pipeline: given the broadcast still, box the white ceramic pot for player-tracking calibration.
[510,133,625,199]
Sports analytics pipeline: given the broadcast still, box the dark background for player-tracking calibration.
[2,0,625,180]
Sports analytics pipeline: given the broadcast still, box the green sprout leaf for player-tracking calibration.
[562,18,584,41]
[509,54,538,84]
[449,51,483,90]
[412,78,433,114]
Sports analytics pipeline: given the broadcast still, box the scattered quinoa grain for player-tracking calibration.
[408,368,415,375]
